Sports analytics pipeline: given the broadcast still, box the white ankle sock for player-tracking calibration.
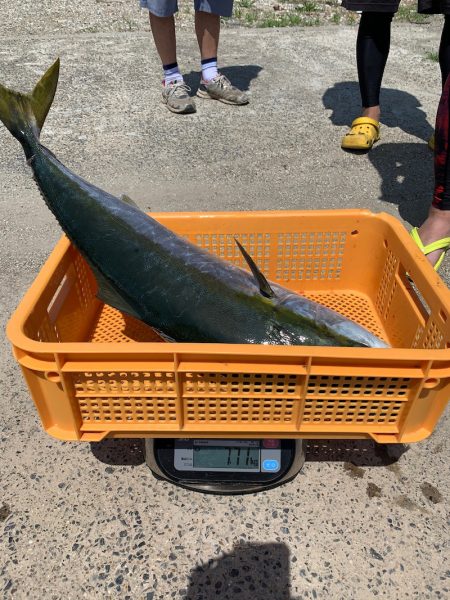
[163,62,183,86]
[201,57,218,82]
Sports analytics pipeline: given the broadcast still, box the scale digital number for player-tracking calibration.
[174,439,282,473]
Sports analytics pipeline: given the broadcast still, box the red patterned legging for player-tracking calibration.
[434,74,450,210]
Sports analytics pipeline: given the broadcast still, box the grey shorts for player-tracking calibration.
[140,0,234,17]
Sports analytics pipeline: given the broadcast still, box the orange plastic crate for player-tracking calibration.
[7,209,450,443]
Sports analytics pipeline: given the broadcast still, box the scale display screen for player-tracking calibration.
[174,439,281,473]
[193,445,260,470]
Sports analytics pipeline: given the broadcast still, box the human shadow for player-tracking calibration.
[185,542,299,600]
[368,141,434,225]
[323,81,434,143]
[184,64,263,94]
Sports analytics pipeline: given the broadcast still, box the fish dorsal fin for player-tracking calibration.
[235,238,276,298]
[88,261,141,319]
[120,194,139,208]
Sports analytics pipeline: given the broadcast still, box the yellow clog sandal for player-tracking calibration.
[341,116,380,151]
[410,227,450,271]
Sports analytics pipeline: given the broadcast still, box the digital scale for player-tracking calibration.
[145,438,305,494]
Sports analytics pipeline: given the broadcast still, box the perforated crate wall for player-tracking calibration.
[69,370,414,433]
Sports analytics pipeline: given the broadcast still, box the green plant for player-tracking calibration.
[331,12,341,24]
[244,10,258,25]
[303,16,321,26]
[396,6,429,23]
[425,51,439,62]
[258,13,303,27]
[296,1,318,12]
[238,0,255,7]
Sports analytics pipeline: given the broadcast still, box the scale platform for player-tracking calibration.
[145,438,305,494]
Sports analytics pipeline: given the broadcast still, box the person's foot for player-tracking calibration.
[341,117,380,151]
[196,74,249,105]
[162,81,196,114]
[415,207,450,268]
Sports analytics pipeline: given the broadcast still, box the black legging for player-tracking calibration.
[357,12,393,108]
[357,13,450,108]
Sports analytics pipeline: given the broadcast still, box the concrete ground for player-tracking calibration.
[0,4,449,599]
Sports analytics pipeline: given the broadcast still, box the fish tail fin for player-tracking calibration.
[0,59,60,152]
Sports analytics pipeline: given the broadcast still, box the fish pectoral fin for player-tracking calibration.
[234,238,276,299]
[120,194,139,208]
[90,264,141,319]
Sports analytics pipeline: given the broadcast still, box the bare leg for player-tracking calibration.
[195,11,220,61]
[417,74,450,266]
[149,13,177,65]
[362,105,380,121]
[417,207,450,266]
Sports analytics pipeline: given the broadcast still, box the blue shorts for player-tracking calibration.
[140,0,234,18]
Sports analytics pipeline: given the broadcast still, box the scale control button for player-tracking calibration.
[263,459,280,471]
[263,439,280,449]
